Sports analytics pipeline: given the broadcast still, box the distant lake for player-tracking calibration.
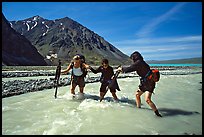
[149,64,202,67]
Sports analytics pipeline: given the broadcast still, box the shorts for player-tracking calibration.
[71,75,85,87]
[100,82,116,93]
[139,78,155,93]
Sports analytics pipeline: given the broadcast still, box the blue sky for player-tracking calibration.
[2,2,202,61]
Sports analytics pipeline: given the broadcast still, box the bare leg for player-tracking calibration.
[100,92,106,102]
[135,89,143,108]
[79,87,84,94]
[78,87,85,99]
[111,92,118,101]
[110,88,118,101]
[70,82,77,95]
[145,91,162,117]
[144,91,157,111]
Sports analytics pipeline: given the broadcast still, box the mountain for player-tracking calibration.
[146,57,202,64]
[9,15,132,66]
[2,13,47,66]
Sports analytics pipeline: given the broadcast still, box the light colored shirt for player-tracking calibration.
[72,67,83,76]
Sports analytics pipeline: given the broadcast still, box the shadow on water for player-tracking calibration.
[118,98,137,107]
[82,94,137,107]
[84,94,100,101]
[56,94,200,117]
[85,94,137,106]
[158,108,200,117]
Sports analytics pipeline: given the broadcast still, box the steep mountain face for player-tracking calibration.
[9,15,131,65]
[2,13,47,66]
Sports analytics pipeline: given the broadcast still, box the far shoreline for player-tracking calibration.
[2,64,202,71]
[2,65,202,98]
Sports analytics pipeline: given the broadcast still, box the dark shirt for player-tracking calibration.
[122,60,150,78]
[90,66,114,83]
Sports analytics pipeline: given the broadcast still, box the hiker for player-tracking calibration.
[61,55,89,98]
[87,59,119,102]
[117,51,162,117]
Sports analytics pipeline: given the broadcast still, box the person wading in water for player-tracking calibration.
[61,55,89,98]
[117,51,162,117]
[87,59,119,102]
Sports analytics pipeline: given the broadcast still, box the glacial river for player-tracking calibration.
[2,66,202,135]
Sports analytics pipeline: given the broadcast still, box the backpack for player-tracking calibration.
[71,54,88,77]
[148,69,160,82]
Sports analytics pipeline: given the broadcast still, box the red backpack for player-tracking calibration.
[148,69,160,82]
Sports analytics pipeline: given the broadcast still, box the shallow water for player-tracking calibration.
[2,68,202,135]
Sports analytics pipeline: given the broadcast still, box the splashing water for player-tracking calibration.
[2,68,202,135]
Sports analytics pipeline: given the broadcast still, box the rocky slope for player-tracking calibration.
[2,13,47,66]
[9,15,131,65]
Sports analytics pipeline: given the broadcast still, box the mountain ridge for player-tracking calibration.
[2,13,47,66]
[9,15,132,66]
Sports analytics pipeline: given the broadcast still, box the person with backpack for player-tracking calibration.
[61,54,89,98]
[87,59,119,102]
[117,51,162,117]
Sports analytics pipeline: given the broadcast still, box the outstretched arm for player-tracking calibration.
[117,63,137,73]
[82,62,102,74]
[82,63,90,69]
[89,66,101,74]
[61,63,72,74]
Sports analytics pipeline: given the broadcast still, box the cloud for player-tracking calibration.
[136,2,187,38]
[112,35,202,60]
[114,35,202,45]
[143,50,201,60]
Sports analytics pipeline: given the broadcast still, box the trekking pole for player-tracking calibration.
[54,60,61,99]
[100,65,121,102]
[108,65,121,89]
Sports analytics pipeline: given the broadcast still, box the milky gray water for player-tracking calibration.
[2,68,202,135]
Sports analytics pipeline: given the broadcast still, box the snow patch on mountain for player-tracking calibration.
[31,21,38,30]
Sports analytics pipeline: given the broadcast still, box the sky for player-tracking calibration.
[2,2,202,61]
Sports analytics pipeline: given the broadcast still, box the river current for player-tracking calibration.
[2,66,202,135]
